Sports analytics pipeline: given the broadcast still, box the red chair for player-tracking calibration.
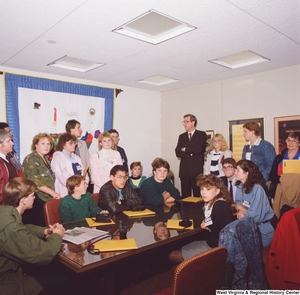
[43,199,62,226]
[92,193,99,205]
[155,247,227,295]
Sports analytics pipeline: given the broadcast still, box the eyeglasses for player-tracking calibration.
[212,140,221,143]
[286,139,299,144]
[66,141,76,145]
[115,175,128,180]
[222,166,234,170]
[182,121,191,124]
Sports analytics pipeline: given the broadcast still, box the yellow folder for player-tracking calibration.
[283,160,300,174]
[181,196,203,203]
[167,219,194,230]
[85,218,115,227]
[122,209,155,217]
[94,238,138,252]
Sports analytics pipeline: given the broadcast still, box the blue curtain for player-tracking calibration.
[4,73,114,157]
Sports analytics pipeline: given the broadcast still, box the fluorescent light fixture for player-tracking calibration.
[138,75,179,86]
[209,50,270,69]
[47,55,105,72]
[113,10,196,45]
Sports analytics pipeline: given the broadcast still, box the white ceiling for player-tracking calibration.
[1,0,300,92]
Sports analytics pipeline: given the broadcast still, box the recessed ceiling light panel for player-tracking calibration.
[47,55,105,72]
[209,50,270,69]
[113,10,196,45]
[138,75,179,86]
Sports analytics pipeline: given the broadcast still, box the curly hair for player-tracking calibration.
[31,133,54,151]
[196,174,232,208]
[55,133,77,152]
[236,160,266,194]
[208,133,229,152]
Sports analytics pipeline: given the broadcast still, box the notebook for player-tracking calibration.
[282,160,300,174]
[166,219,194,230]
[85,218,115,227]
[181,196,203,203]
[94,238,138,252]
[122,209,155,217]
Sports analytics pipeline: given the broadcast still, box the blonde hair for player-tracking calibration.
[208,133,229,152]
[97,132,115,150]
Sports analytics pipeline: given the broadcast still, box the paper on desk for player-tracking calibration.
[94,238,138,252]
[122,209,155,217]
[85,218,115,227]
[167,219,194,230]
[63,227,109,245]
[181,196,203,203]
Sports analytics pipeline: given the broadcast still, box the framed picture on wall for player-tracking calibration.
[274,115,300,154]
[229,118,265,160]
[205,130,215,152]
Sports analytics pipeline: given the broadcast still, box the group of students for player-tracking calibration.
[1,118,299,293]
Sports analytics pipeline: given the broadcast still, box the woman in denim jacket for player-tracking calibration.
[242,122,276,182]
[235,160,274,247]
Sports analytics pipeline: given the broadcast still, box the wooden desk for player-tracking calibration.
[56,201,205,295]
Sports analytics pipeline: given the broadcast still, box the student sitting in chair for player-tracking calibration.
[59,175,108,223]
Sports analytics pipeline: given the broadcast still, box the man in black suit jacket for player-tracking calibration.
[175,114,206,198]
[220,158,237,202]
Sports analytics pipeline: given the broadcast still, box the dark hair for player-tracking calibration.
[151,158,170,172]
[55,133,77,152]
[0,122,9,129]
[66,175,85,195]
[107,129,119,136]
[130,161,141,170]
[3,177,37,207]
[236,160,266,194]
[287,131,300,142]
[196,174,232,208]
[243,122,260,136]
[184,114,197,127]
[222,158,237,168]
[65,120,80,133]
[110,165,126,176]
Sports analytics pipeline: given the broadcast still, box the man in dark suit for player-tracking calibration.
[220,158,237,202]
[175,114,206,198]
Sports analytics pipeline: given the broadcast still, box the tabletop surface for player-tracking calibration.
[58,200,205,269]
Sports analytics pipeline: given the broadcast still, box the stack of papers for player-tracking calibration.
[63,227,109,244]
[85,218,115,227]
[122,209,155,217]
[166,219,194,230]
[94,238,138,252]
[181,196,203,203]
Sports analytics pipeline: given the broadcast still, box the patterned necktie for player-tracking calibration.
[117,189,124,201]
[189,133,192,141]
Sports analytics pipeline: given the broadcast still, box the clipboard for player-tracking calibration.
[167,219,194,230]
[122,209,155,217]
[94,238,138,252]
[85,218,115,227]
[181,196,203,203]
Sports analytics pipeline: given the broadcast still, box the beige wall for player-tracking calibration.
[161,64,300,190]
[1,64,300,192]
[0,67,161,177]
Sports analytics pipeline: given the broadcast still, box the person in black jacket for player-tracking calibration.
[99,165,142,213]
[169,174,233,263]
[175,114,207,198]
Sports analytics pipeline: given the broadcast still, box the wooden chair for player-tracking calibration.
[92,193,99,205]
[43,198,62,226]
[155,247,227,295]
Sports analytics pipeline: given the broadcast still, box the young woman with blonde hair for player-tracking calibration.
[203,133,233,177]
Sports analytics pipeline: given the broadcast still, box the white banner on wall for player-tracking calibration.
[18,88,104,161]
